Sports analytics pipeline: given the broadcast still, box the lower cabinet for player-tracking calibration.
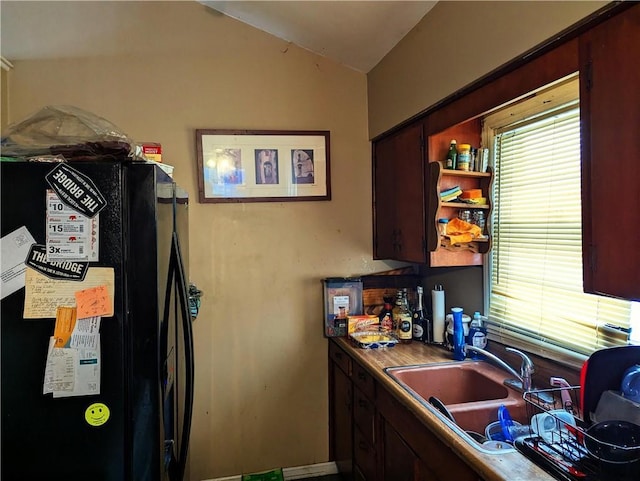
[329,340,482,481]
[381,420,421,481]
[354,385,376,480]
[329,343,353,480]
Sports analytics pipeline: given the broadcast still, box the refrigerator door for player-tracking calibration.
[1,161,127,480]
[1,161,192,481]
[150,168,194,481]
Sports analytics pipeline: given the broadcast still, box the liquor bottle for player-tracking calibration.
[379,296,394,333]
[445,139,458,169]
[412,286,427,342]
[394,289,412,343]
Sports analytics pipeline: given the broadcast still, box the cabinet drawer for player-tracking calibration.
[354,386,375,446]
[354,425,377,481]
[352,360,375,399]
[329,341,351,376]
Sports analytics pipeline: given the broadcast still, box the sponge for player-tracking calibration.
[460,189,482,199]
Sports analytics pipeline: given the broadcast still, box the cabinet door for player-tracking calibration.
[395,124,427,263]
[381,419,419,481]
[373,123,426,263]
[580,4,640,299]
[330,362,353,479]
[373,134,398,260]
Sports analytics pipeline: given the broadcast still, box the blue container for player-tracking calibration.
[451,307,466,361]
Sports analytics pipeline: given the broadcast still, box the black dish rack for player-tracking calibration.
[515,386,640,481]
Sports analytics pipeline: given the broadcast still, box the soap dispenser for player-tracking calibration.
[467,312,487,359]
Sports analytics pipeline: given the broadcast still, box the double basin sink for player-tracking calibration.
[385,360,528,452]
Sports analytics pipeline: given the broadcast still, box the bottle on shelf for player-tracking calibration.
[445,140,457,169]
[438,218,449,237]
[412,286,430,343]
[393,289,412,343]
[379,296,394,333]
[457,143,471,171]
[467,311,488,359]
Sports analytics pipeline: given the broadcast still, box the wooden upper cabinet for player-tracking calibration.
[580,4,640,300]
[373,122,427,263]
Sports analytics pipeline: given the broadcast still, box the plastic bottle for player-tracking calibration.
[451,307,466,361]
[445,140,457,169]
[457,143,471,171]
[467,311,488,359]
[437,218,449,237]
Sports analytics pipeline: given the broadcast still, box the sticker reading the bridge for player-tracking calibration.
[26,244,88,281]
[45,164,106,218]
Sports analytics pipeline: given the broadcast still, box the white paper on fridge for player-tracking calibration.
[46,190,99,263]
[0,226,36,300]
[43,329,102,398]
[53,336,101,398]
[43,337,76,394]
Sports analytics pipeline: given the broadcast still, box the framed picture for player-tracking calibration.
[196,129,331,203]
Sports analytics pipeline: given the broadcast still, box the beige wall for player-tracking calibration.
[1,62,9,131]
[368,1,608,138]
[3,1,613,479]
[2,2,402,479]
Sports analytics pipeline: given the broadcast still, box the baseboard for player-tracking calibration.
[206,461,338,481]
[283,461,338,479]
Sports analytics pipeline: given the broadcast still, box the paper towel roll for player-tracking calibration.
[432,288,445,343]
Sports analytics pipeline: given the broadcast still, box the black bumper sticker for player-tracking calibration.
[46,164,106,218]
[26,244,89,281]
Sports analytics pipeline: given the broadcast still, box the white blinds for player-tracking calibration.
[488,104,632,361]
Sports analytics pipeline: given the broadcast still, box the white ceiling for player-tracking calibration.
[0,1,436,74]
[201,1,438,72]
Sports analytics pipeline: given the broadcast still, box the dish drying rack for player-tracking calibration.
[518,386,640,481]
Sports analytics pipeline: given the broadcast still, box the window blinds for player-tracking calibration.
[488,104,632,363]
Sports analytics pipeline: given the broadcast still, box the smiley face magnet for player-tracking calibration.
[85,402,110,427]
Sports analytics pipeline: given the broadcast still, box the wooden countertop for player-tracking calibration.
[333,337,555,481]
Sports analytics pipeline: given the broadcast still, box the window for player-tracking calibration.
[483,78,637,365]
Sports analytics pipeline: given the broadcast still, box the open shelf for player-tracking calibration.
[427,161,493,262]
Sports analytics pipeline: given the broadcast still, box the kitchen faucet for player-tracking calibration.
[464,345,534,391]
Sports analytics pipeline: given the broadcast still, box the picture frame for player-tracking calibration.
[196,129,331,203]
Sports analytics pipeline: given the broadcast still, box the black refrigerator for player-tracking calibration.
[1,160,194,481]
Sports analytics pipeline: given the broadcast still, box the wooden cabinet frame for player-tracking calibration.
[371,2,639,299]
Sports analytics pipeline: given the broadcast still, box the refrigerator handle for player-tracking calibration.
[171,232,194,481]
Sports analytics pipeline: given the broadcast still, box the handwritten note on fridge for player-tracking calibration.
[23,267,115,319]
[75,285,111,319]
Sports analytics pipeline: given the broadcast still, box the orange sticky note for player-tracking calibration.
[75,285,112,319]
